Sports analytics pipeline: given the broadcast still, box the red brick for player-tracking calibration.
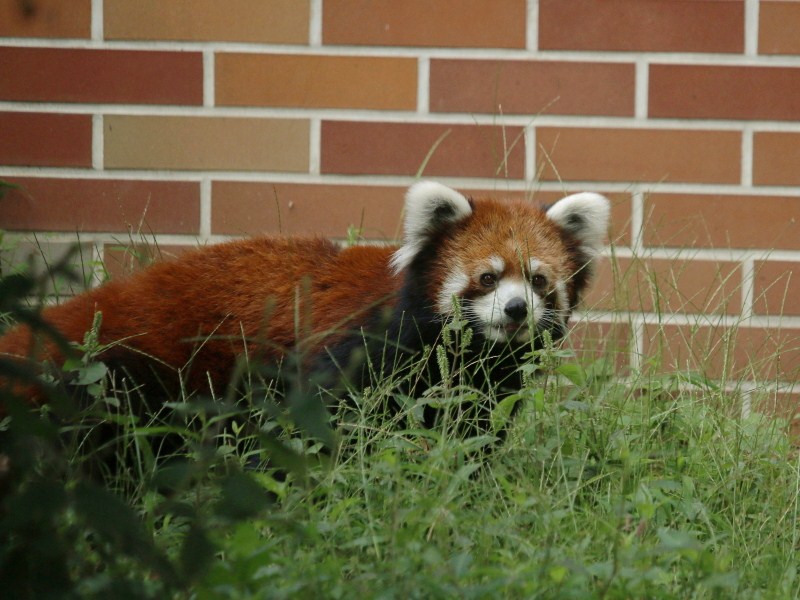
[753,261,800,317]
[643,194,800,251]
[537,127,741,184]
[0,47,202,105]
[759,1,800,55]
[0,112,91,167]
[753,391,800,438]
[565,320,632,371]
[753,133,800,186]
[0,0,90,38]
[216,54,417,110]
[644,324,800,382]
[0,178,200,234]
[585,257,741,315]
[212,182,405,238]
[323,0,526,48]
[649,64,800,121]
[539,0,744,53]
[321,121,526,178]
[430,60,634,117]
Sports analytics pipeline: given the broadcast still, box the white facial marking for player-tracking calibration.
[488,255,505,274]
[469,277,544,343]
[436,267,470,314]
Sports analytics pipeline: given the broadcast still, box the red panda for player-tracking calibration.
[0,182,609,431]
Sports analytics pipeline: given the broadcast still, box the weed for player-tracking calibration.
[0,238,798,598]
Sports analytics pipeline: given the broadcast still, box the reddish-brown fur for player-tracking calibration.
[0,193,596,410]
[427,201,584,308]
[0,237,399,403]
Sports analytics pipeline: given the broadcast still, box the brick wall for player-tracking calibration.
[0,0,798,415]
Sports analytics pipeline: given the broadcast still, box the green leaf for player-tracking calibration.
[73,481,148,552]
[286,386,337,449]
[656,528,701,551]
[556,362,586,386]
[150,460,196,493]
[491,393,522,433]
[180,525,217,582]
[74,361,108,385]
[549,564,569,583]
[561,399,591,412]
[215,471,273,521]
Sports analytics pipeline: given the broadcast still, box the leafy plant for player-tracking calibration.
[0,255,334,597]
[0,239,798,598]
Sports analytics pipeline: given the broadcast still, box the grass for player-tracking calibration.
[1,243,799,599]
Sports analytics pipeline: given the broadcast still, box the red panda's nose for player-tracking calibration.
[504,297,528,322]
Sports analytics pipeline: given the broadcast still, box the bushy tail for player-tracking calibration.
[0,296,98,409]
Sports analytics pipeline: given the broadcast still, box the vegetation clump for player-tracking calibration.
[0,252,798,599]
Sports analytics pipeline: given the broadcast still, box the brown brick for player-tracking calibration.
[216,54,417,110]
[430,59,634,117]
[539,0,744,53]
[754,133,800,186]
[585,256,741,315]
[321,121,525,178]
[754,261,800,317]
[644,324,800,382]
[0,177,200,234]
[759,1,800,55]
[643,194,800,250]
[0,112,91,167]
[0,0,90,38]
[103,243,192,280]
[212,182,405,238]
[565,319,632,371]
[323,0,526,48]
[649,64,800,121]
[105,0,308,43]
[0,47,202,105]
[537,127,741,184]
[104,116,309,172]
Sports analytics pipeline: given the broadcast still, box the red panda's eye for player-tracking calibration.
[531,274,548,288]
[480,273,497,287]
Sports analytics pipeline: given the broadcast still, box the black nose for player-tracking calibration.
[504,297,528,322]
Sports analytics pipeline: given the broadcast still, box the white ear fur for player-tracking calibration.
[546,192,610,257]
[390,181,472,274]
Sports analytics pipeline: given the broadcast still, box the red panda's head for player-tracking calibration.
[391,182,610,345]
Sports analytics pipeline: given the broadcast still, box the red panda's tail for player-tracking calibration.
[0,293,101,409]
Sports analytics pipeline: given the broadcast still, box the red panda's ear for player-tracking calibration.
[546,192,610,259]
[390,182,472,273]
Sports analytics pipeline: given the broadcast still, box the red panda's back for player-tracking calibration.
[0,237,399,399]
